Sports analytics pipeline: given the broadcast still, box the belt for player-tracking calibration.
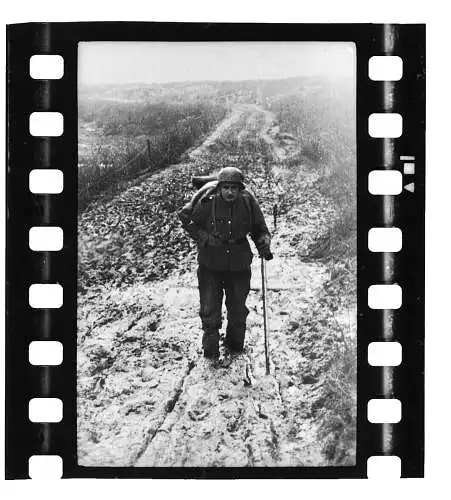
[222,237,247,246]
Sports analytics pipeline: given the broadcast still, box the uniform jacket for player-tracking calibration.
[179,187,270,271]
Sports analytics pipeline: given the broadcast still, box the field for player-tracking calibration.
[78,94,227,211]
[78,76,357,466]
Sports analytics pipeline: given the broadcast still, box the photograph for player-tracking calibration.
[76,41,357,467]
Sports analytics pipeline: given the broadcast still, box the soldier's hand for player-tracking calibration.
[256,234,271,259]
[197,229,209,248]
[259,247,273,261]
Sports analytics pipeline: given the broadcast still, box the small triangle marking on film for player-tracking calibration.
[404,182,415,193]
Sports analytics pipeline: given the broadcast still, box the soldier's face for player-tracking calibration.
[220,183,240,203]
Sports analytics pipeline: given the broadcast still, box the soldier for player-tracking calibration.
[178,167,272,362]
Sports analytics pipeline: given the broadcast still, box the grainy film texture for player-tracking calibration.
[77,42,357,467]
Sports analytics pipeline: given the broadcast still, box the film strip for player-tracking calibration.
[6,22,425,479]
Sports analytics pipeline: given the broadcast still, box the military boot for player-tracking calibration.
[202,329,220,359]
[224,326,245,353]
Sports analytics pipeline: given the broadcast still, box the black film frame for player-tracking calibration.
[6,22,425,479]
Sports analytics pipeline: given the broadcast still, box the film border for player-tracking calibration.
[5,22,425,479]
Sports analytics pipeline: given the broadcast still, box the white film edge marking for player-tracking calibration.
[368,284,402,309]
[29,284,63,309]
[29,341,63,366]
[29,55,64,79]
[368,56,403,81]
[29,456,63,480]
[29,169,64,194]
[368,113,403,138]
[368,399,402,423]
[403,162,415,175]
[368,342,402,366]
[367,456,401,479]
[368,170,402,195]
[29,227,64,251]
[368,228,402,252]
[29,112,64,137]
[29,398,63,423]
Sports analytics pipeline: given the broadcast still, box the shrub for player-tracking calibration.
[317,335,357,465]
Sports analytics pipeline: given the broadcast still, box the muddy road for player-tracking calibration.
[77,104,356,467]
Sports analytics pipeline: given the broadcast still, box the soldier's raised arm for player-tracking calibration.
[178,195,209,246]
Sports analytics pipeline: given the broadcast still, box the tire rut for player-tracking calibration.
[130,358,196,465]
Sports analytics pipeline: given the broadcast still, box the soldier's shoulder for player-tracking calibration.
[195,182,217,204]
[241,188,258,205]
[199,193,215,204]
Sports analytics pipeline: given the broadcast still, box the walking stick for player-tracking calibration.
[260,252,273,375]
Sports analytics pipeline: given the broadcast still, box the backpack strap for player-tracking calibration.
[211,192,217,233]
[241,189,254,228]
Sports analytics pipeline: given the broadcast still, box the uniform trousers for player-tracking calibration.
[197,265,251,356]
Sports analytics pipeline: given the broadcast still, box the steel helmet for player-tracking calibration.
[217,167,245,188]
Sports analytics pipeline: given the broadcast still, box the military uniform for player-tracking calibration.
[179,168,271,358]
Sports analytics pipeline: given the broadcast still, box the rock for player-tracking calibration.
[148,320,159,332]
[188,406,210,421]
[302,374,319,385]
[141,366,156,383]
[257,403,269,419]
[123,332,140,342]
[288,320,300,331]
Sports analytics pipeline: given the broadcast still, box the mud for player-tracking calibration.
[78,104,356,467]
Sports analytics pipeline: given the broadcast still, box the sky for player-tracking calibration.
[78,42,355,86]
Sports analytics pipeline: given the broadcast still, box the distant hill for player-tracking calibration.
[78,76,326,107]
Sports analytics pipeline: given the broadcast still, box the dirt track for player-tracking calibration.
[77,104,355,467]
